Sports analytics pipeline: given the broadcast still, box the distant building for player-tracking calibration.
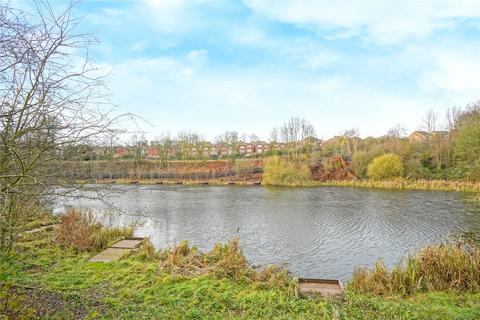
[146,147,159,158]
[114,147,128,158]
[408,131,429,143]
[302,136,321,145]
[255,141,270,154]
[270,142,286,151]
[238,143,254,155]
[409,130,449,143]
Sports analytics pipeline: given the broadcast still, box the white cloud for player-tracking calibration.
[129,40,150,52]
[104,56,445,140]
[243,0,480,44]
[299,52,338,69]
[146,0,189,33]
[186,49,208,65]
[419,47,480,100]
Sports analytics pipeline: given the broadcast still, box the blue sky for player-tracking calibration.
[48,1,480,140]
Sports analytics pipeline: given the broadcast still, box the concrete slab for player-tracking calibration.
[88,248,131,262]
[109,239,143,249]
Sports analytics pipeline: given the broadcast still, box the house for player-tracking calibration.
[409,130,449,143]
[146,147,159,158]
[408,131,429,143]
[302,136,321,145]
[114,147,128,158]
[270,142,286,151]
[431,131,449,139]
[238,143,254,155]
[255,141,270,154]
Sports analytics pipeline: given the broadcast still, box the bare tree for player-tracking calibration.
[445,106,462,132]
[422,109,442,169]
[176,131,201,160]
[342,128,360,157]
[386,124,406,154]
[278,117,315,159]
[128,133,147,163]
[269,127,279,142]
[0,1,125,253]
[153,132,173,168]
[215,131,239,160]
[422,109,439,133]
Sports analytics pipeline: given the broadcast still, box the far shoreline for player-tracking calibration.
[75,178,480,193]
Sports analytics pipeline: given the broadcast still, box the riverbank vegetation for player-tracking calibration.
[350,239,480,296]
[262,156,311,186]
[1,213,479,319]
[62,102,480,194]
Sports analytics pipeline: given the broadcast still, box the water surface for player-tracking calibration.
[58,185,480,281]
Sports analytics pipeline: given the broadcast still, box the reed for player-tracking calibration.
[56,209,133,252]
[311,179,480,192]
[350,240,480,296]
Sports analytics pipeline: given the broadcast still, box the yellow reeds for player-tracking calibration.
[350,240,480,296]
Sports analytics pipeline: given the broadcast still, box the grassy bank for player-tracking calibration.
[79,178,480,193]
[1,215,480,319]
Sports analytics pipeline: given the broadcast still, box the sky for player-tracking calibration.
[43,0,480,140]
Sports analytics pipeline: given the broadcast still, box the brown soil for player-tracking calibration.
[1,284,105,319]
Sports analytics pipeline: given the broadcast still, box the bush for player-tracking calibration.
[466,161,480,181]
[262,156,311,186]
[56,209,133,252]
[367,154,403,180]
[350,240,480,296]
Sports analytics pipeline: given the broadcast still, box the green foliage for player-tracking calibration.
[3,220,480,319]
[454,116,480,164]
[262,156,311,186]
[367,153,404,180]
[352,147,384,178]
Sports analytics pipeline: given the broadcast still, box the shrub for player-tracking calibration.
[466,161,480,181]
[350,240,480,296]
[56,209,133,252]
[206,237,251,280]
[158,240,204,276]
[367,154,404,180]
[262,156,311,186]
[56,209,96,251]
[133,239,159,262]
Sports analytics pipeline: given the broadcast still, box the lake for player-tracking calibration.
[56,185,480,281]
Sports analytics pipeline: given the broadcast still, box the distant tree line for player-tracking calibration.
[316,101,480,181]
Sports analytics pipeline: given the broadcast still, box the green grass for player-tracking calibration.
[1,228,480,319]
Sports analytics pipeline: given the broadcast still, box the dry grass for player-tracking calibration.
[350,240,480,296]
[133,237,295,287]
[313,179,480,192]
[133,239,159,262]
[56,209,133,252]
[56,209,96,251]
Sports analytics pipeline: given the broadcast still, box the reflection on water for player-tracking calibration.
[57,185,480,281]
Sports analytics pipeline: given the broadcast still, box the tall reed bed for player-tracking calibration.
[350,240,480,296]
[313,179,480,192]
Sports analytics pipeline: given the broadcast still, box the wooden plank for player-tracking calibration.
[298,278,343,297]
[88,248,131,262]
